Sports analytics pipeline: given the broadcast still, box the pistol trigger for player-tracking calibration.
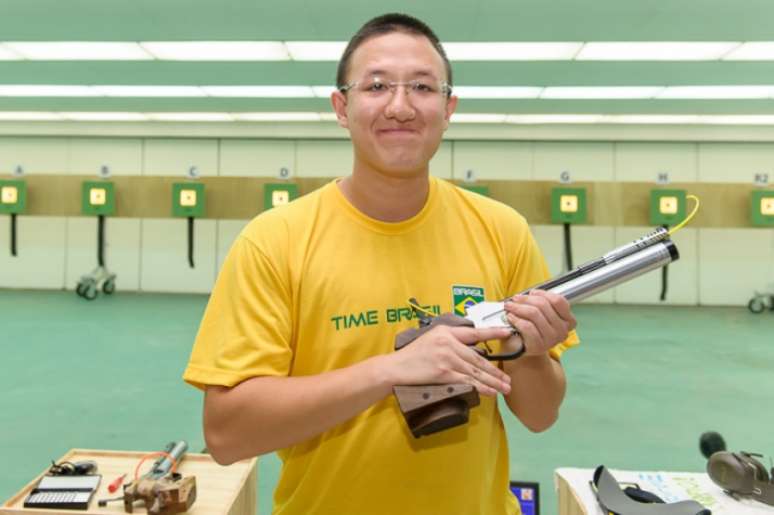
[472,346,488,357]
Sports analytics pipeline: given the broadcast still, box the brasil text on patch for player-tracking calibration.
[452,285,485,316]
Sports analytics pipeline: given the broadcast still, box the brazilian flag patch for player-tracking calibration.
[452,285,485,316]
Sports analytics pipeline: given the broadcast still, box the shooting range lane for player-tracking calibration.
[0,290,771,513]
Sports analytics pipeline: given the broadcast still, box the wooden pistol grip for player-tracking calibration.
[393,384,480,438]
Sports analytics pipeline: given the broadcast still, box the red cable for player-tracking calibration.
[133,451,178,483]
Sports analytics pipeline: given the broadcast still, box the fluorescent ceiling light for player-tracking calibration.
[10,40,774,62]
[285,42,347,61]
[0,44,22,60]
[0,111,62,120]
[541,87,664,99]
[6,42,152,60]
[450,113,508,123]
[657,86,773,98]
[62,112,149,121]
[312,86,337,97]
[5,111,774,126]
[453,86,542,99]
[146,112,235,121]
[506,114,604,124]
[600,115,702,124]
[0,85,96,96]
[723,42,774,60]
[233,112,322,121]
[2,83,774,100]
[576,42,739,61]
[200,86,314,97]
[141,42,288,61]
[700,115,774,125]
[443,42,581,60]
[92,86,206,97]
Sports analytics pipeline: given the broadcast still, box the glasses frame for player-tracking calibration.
[339,77,453,98]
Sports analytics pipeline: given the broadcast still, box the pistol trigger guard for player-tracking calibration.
[471,346,488,357]
[478,327,526,361]
[481,347,526,361]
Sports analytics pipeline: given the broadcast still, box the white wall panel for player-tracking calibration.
[140,218,217,293]
[528,224,615,303]
[566,226,616,303]
[64,217,141,291]
[533,142,614,182]
[219,140,295,178]
[295,139,450,178]
[698,143,774,184]
[69,138,142,176]
[698,228,774,306]
[612,227,698,305]
[430,141,452,179]
[615,143,697,183]
[453,141,533,180]
[296,140,352,178]
[531,224,563,277]
[0,216,66,288]
[143,139,218,177]
[0,136,771,308]
[0,137,69,175]
[216,220,250,272]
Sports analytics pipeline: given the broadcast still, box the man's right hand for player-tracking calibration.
[203,325,513,464]
[381,325,513,396]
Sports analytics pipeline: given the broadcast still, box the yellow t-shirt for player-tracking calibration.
[184,177,579,515]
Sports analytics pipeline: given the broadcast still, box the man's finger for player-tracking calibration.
[454,373,499,397]
[506,300,559,344]
[530,289,576,328]
[448,325,514,345]
[448,354,510,394]
[507,314,544,354]
[456,345,511,384]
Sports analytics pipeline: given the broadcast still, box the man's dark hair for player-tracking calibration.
[336,13,453,92]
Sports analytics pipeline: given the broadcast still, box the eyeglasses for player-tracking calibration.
[339,76,452,99]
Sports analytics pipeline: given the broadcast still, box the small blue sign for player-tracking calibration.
[510,481,539,515]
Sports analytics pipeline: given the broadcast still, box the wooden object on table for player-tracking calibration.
[1,449,256,515]
[122,474,196,515]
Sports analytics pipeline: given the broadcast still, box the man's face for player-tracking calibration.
[332,32,458,177]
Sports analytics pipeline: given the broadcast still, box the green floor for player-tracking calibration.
[1,290,772,514]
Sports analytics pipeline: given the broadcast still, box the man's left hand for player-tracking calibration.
[502,290,576,357]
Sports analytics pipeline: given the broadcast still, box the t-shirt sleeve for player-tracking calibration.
[183,234,293,390]
[505,221,580,360]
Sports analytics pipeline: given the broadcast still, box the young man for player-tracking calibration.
[184,13,579,515]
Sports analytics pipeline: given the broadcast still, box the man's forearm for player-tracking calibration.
[501,353,566,432]
[204,354,394,465]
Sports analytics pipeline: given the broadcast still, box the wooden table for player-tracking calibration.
[555,470,592,515]
[1,449,257,515]
[555,467,772,515]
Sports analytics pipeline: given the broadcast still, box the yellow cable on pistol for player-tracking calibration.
[668,194,700,236]
[408,299,436,317]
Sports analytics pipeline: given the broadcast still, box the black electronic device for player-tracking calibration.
[24,475,101,510]
[48,459,98,476]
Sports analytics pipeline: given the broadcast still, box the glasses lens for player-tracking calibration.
[409,80,440,95]
[352,76,447,98]
[358,77,388,94]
